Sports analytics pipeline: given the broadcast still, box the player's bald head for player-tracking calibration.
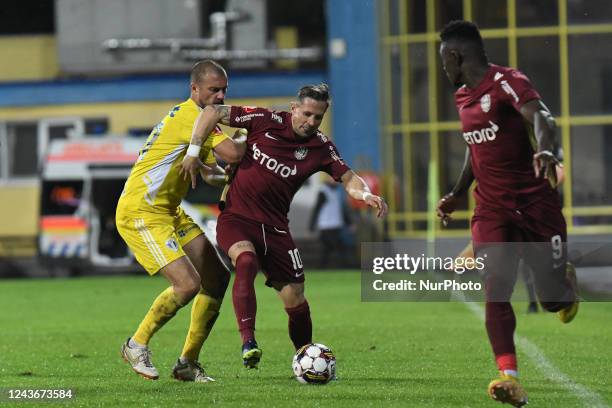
[440,20,487,62]
[190,59,227,84]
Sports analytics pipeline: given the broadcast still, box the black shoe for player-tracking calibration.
[241,339,262,369]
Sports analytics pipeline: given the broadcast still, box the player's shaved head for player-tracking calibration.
[297,83,330,106]
[190,59,227,84]
[441,20,484,49]
[439,20,489,87]
[440,20,487,63]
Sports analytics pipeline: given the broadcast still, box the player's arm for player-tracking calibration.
[340,170,388,218]
[200,164,228,187]
[180,105,232,188]
[309,191,326,232]
[437,147,473,226]
[519,99,559,179]
[213,129,247,164]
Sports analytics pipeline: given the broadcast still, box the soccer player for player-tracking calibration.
[181,83,388,368]
[436,21,578,407]
[116,60,245,382]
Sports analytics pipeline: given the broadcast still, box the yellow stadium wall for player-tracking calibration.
[0,35,58,81]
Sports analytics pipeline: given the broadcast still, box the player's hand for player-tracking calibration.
[232,128,248,141]
[179,155,211,189]
[533,150,559,179]
[199,164,225,183]
[224,163,238,183]
[364,193,388,218]
[437,193,457,227]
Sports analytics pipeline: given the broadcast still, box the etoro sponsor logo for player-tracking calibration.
[463,121,499,145]
[252,143,297,178]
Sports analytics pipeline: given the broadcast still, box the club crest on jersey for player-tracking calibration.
[294,146,308,160]
[166,238,179,252]
[480,94,491,113]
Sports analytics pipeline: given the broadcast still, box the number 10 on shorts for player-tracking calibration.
[288,248,303,270]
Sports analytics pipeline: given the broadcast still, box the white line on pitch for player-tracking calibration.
[460,299,609,408]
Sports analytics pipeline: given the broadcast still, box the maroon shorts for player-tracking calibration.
[472,197,567,244]
[471,197,569,303]
[216,212,305,286]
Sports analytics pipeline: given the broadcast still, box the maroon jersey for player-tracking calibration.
[456,64,556,209]
[225,106,351,228]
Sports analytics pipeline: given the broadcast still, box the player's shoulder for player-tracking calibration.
[315,130,331,145]
[491,64,531,85]
[167,99,199,123]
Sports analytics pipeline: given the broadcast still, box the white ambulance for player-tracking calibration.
[39,137,143,273]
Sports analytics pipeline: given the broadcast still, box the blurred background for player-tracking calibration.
[0,0,611,277]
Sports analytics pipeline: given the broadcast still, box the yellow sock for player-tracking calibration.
[180,293,222,361]
[133,287,184,345]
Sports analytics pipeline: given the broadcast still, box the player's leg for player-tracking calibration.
[172,231,230,382]
[123,257,201,380]
[274,282,312,350]
[484,259,526,407]
[520,202,578,322]
[116,212,200,380]
[482,252,520,375]
[519,261,539,313]
[228,241,262,367]
[216,213,262,367]
[263,227,311,350]
[473,210,527,406]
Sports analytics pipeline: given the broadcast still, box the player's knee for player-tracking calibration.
[176,274,202,302]
[202,268,230,299]
[218,268,230,293]
[280,283,305,308]
[235,252,258,278]
[285,294,306,309]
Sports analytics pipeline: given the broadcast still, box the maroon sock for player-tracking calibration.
[285,300,312,350]
[485,302,517,370]
[233,252,258,344]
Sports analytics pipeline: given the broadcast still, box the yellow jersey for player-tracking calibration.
[119,98,228,214]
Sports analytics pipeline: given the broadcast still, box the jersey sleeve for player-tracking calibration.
[498,69,541,111]
[175,106,200,144]
[229,106,269,132]
[321,140,351,182]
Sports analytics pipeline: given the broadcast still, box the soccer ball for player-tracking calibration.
[292,343,336,384]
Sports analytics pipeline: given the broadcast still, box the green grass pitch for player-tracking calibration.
[0,271,610,407]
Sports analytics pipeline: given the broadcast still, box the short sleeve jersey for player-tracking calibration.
[225,106,351,228]
[119,98,229,214]
[455,64,554,209]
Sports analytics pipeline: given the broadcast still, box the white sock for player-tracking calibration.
[179,356,190,364]
[503,369,519,378]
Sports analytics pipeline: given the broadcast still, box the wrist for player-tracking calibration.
[362,191,373,201]
[186,144,201,158]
